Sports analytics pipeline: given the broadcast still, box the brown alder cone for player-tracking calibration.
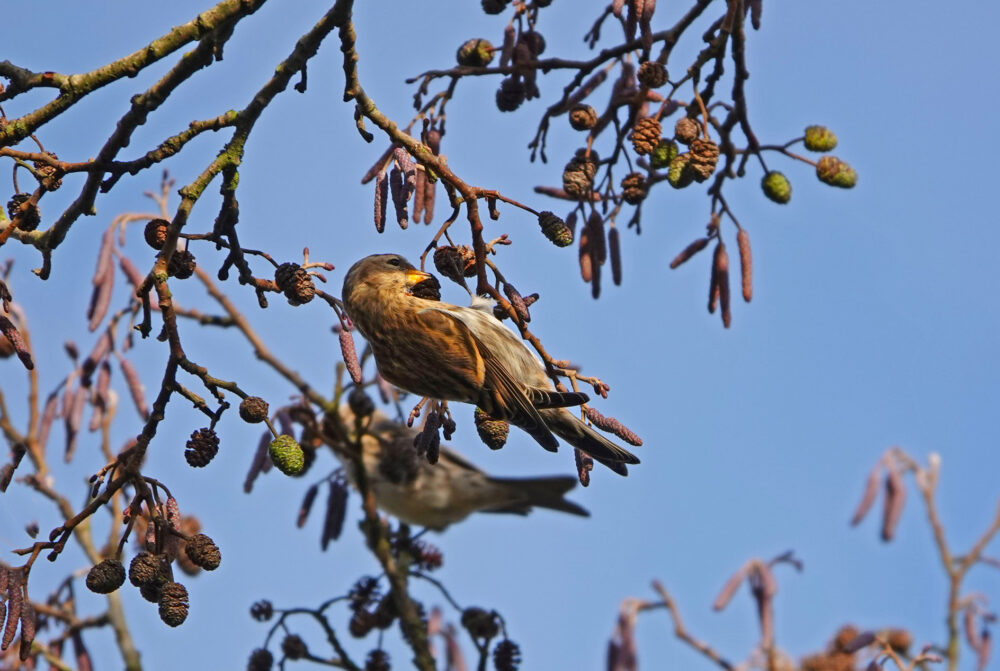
[342,254,640,474]
[737,228,753,302]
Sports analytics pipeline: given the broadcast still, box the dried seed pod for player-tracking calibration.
[499,23,516,67]
[87,264,114,332]
[373,171,388,233]
[166,249,196,280]
[128,552,163,587]
[482,0,509,15]
[0,316,33,370]
[881,466,906,541]
[243,432,271,493]
[474,408,509,450]
[569,104,598,131]
[86,559,126,594]
[2,579,21,650]
[184,428,220,468]
[688,138,719,182]
[456,38,494,67]
[674,116,700,144]
[388,167,409,229]
[461,607,500,641]
[737,229,752,302]
[496,77,526,112]
[630,117,661,155]
[503,284,531,323]
[578,225,593,283]
[239,396,269,424]
[574,448,593,487]
[590,248,602,299]
[637,60,668,88]
[620,172,647,205]
[422,174,435,224]
[433,246,476,283]
[247,648,273,671]
[65,385,87,461]
[850,462,883,526]
[713,563,748,611]
[118,355,149,420]
[158,581,189,627]
[320,477,349,549]
[414,411,442,463]
[587,211,607,265]
[712,243,731,327]
[297,483,320,528]
[493,639,522,671]
[841,631,877,653]
[184,533,221,571]
[17,602,35,661]
[281,634,308,660]
[669,237,710,269]
[583,406,642,446]
[339,327,363,384]
[143,219,170,250]
[412,169,426,224]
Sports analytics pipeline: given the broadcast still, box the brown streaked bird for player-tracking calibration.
[333,408,589,530]
[341,253,640,475]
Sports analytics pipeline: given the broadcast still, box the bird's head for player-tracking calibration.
[343,254,441,304]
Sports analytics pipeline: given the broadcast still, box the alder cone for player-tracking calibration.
[630,117,661,155]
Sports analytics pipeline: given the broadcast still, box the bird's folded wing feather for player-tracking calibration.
[404,307,486,399]
[421,307,559,452]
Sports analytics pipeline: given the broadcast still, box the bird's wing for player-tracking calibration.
[438,446,485,473]
[397,307,486,401]
[420,307,559,452]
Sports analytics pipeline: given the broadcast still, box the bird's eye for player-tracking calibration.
[387,258,401,267]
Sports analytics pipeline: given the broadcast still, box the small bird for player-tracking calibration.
[332,408,588,530]
[342,253,640,474]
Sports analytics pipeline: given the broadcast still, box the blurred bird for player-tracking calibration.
[341,253,640,475]
[331,408,589,530]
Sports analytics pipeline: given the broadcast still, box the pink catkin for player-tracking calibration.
[339,328,363,384]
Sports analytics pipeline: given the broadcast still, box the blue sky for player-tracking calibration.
[1,1,998,669]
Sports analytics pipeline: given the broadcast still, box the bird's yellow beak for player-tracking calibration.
[404,269,434,287]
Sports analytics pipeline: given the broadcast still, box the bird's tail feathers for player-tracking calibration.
[544,408,640,477]
[484,475,590,517]
[527,388,590,409]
